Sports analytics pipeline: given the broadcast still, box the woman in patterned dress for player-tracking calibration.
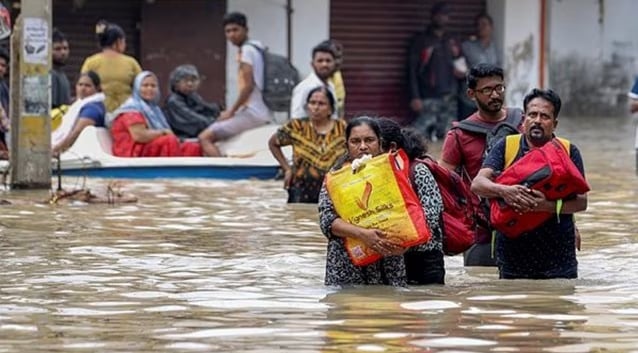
[317,116,445,286]
[268,86,346,203]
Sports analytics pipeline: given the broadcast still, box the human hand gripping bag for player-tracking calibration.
[325,149,432,266]
[490,138,590,238]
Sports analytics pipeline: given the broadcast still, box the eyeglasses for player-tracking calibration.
[476,84,505,95]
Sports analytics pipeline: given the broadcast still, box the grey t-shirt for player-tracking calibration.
[51,68,71,109]
[461,39,501,69]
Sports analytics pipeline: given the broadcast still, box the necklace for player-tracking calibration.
[311,119,333,135]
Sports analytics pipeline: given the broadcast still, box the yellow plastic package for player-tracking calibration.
[325,149,431,266]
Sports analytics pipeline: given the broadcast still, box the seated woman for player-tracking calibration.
[108,71,201,157]
[268,86,346,203]
[164,64,221,140]
[52,71,106,155]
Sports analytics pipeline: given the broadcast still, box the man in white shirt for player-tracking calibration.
[290,42,338,119]
[198,12,272,157]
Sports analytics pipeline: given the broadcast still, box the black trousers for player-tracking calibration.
[404,250,445,285]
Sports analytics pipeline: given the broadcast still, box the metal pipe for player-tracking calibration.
[539,0,547,88]
[56,156,62,191]
[286,0,292,61]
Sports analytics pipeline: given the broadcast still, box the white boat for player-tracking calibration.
[50,124,289,180]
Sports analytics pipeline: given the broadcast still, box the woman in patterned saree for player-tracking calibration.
[268,86,346,203]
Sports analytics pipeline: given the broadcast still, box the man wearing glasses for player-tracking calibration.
[439,63,524,267]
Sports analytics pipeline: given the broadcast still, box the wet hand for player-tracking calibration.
[575,226,581,251]
[527,189,554,212]
[282,169,292,190]
[502,185,538,214]
[364,229,404,257]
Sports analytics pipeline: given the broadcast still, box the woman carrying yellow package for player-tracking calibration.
[318,116,444,286]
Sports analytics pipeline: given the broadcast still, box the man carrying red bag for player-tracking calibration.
[471,88,589,279]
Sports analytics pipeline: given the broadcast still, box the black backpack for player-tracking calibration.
[248,43,300,112]
[455,107,524,162]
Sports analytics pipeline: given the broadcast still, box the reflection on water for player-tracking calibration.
[0,115,637,352]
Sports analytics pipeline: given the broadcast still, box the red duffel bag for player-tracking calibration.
[490,137,590,238]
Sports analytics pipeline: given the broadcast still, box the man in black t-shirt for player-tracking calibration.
[471,88,589,279]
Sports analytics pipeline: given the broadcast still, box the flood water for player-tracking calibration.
[0,115,636,352]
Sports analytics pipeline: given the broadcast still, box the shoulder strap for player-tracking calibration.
[556,137,571,155]
[455,107,524,135]
[455,119,491,135]
[245,41,264,53]
[504,134,523,169]
[504,107,524,127]
[504,135,572,169]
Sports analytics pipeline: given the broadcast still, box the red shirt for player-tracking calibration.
[441,109,523,180]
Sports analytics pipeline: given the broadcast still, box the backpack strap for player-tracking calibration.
[455,119,491,134]
[246,41,264,53]
[504,135,572,169]
[455,107,524,135]
[504,134,523,169]
[245,42,267,88]
[556,137,571,154]
[504,107,524,127]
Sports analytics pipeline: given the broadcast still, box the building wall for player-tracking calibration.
[226,0,329,120]
[548,0,638,116]
[331,0,484,121]
[500,0,542,109]
[140,0,227,104]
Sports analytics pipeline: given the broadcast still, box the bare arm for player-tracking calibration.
[529,191,588,214]
[229,62,255,114]
[128,123,172,144]
[268,133,289,172]
[630,99,638,114]
[268,133,292,189]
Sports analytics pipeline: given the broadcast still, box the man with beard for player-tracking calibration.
[439,63,523,266]
[471,88,588,279]
[51,28,71,109]
[289,41,337,120]
[407,1,465,142]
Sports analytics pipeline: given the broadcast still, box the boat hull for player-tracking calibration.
[58,165,279,180]
[51,125,289,180]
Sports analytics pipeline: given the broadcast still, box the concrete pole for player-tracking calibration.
[9,0,52,189]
